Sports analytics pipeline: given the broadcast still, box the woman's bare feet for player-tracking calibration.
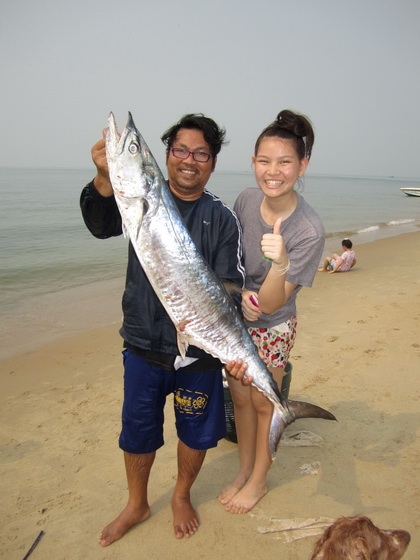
[172,494,199,539]
[224,481,267,514]
[217,473,248,505]
[98,503,151,547]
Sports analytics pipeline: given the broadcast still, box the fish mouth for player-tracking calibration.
[107,112,139,155]
[107,112,121,148]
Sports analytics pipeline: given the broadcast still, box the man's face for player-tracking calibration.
[166,128,216,200]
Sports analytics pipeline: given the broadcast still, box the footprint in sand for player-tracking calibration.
[326,336,338,343]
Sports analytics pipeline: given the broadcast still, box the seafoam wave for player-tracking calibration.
[388,218,415,226]
[325,231,359,239]
[357,218,416,234]
[325,218,418,239]
[358,225,381,233]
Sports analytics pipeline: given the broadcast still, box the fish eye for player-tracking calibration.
[128,142,139,154]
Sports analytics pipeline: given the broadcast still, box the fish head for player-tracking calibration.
[105,112,162,200]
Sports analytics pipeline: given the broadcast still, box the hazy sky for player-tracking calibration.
[1,0,419,177]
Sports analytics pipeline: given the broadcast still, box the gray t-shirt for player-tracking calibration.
[234,188,325,328]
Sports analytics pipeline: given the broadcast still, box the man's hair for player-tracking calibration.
[161,114,227,158]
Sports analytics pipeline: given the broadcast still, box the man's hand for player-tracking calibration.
[91,130,113,197]
[225,359,253,386]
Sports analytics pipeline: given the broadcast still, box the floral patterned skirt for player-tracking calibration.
[248,315,297,369]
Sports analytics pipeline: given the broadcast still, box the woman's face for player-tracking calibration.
[252,137,308,199]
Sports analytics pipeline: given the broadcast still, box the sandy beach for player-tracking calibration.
[1,232,419,560]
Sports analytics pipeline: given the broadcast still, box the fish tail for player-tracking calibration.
[268,400,336,459]
[268,407,287,459]
[287,399,337,422]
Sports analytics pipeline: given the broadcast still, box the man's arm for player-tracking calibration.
[91,136,114,197]
[210,207,245,289]
[80,135,122,239]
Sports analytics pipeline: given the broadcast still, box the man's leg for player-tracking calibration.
[172,440,206,539]
[99,451,155,547]
[171,366,225,538]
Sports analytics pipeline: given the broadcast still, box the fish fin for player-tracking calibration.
[122,222,130,239]
[269,400,336,459]
[135,202,144,238]
[176,333,189,359]
[176,319,192,358]
[222,281,243,296]
[269,407,287,459]
[286,400,337,423]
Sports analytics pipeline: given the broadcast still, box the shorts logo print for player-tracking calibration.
[174,388,209,415]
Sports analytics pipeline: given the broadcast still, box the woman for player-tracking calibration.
[220,109,325,514]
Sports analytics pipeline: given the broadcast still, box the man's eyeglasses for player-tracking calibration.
[171,147,212,163]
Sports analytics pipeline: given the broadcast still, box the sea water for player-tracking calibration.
[1,168,419,359]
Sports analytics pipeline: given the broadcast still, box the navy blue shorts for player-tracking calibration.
[119,349,226,454]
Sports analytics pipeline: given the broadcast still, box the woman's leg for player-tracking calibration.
[218,376,257,504]
[224,366,284,514]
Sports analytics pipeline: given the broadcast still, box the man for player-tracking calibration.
[80,114,244,545]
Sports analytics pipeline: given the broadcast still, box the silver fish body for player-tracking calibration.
[105,112,336,458]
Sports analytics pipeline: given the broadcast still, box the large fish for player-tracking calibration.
[105,112,336,458]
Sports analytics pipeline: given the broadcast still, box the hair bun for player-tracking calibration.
[255,109,315,160]
[276,110,305,138]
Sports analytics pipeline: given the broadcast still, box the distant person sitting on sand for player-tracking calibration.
[318,238,356,273]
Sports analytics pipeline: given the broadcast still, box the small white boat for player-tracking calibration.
[400,187,420,197]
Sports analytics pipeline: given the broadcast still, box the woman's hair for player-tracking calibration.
[254,109,314,160]
[342,239,353,249]
[161,113,227,158]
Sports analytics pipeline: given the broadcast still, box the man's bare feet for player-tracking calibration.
[98,503,151,547]
[224,481,267,514]
[172,494,199,539]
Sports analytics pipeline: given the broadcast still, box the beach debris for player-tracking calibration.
[280,430,324,447]
[299,461,321,475]
[257,517,334,543]
[22,530,44,560]
[105,112,336,459]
